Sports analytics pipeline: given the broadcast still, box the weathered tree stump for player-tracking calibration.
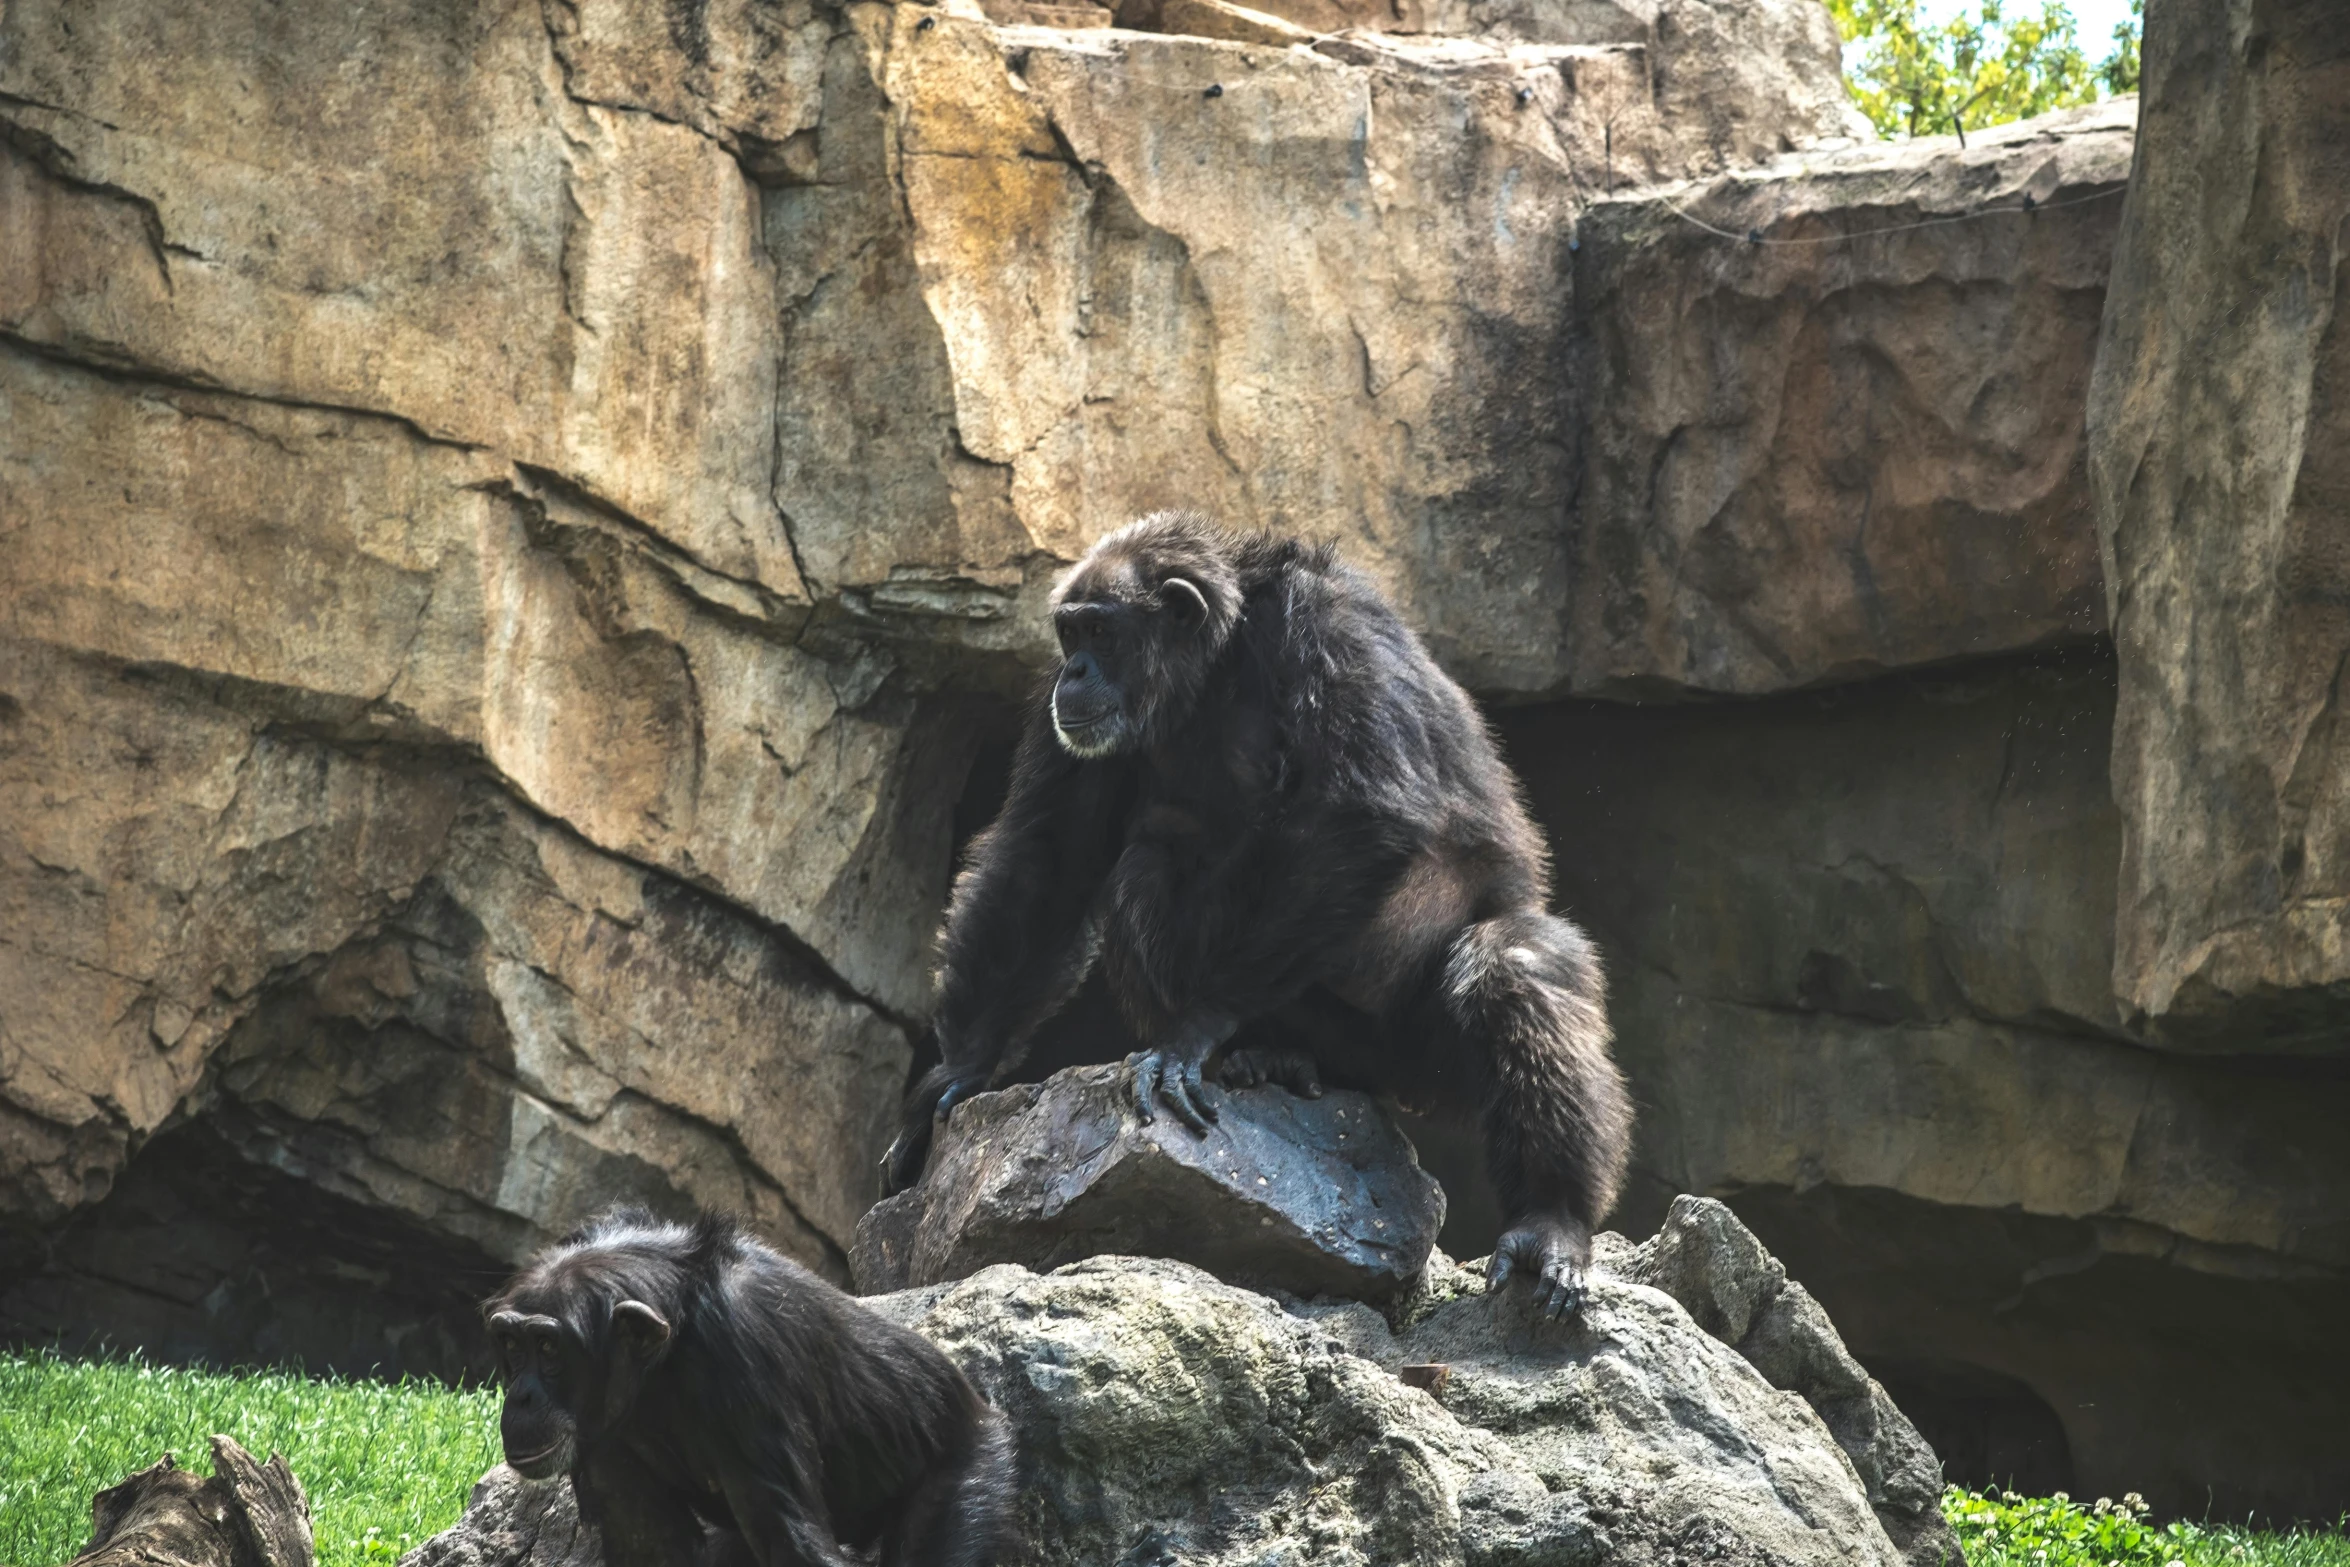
[67,1436,312,1567]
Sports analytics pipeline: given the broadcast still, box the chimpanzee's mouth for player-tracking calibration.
[1052,694,1113,730]
[506,1445,565,1478]
[1051,695,1127,757]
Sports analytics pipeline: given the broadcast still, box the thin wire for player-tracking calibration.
[1642,180,2126,247]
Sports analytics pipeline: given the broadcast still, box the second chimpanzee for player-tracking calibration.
[882,511,1636,1319]
[487,1207,1014,1567]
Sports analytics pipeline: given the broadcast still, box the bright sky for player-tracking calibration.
[1914,0,2142,56]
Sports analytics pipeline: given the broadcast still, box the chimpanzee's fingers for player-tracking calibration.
[1538,1256,1586,1321]
[1186,1057,1220,1125]
[1131,1052,1162,1123]
[1161,1057,1214,1134]
[1486,1248,1516,1289]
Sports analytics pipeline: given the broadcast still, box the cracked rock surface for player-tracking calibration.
[406,1239,1915,1567]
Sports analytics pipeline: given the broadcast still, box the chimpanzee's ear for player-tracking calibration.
[1160,576,1210,630]
[612,1299,672,1359]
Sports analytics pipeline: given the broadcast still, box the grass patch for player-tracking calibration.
[1945,1487,2350,1567]
[0,1349,500,1567]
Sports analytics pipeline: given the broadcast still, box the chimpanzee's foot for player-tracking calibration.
[1487,1212,1592,1321]
[1217,1047,1324,1099]
[1130,1046,1219,1133]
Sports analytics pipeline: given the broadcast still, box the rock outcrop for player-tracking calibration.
[406,1236,1920,1567]
[1622,1198,1957,1567]
[1570,100,2132,696]
[2087,0,2350,1048]
[0,0,1867,1291]
[852,1063,1446,1300]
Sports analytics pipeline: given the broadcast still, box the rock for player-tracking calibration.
[2086,0,2350,1047]
[0,620,915,1324]
[851,1063,1445,1300]
[1571,100,2133,697]
[1501,650,2350,1519]
[71,1436,313,1567]
[1149,0,1317,47]
[412,1246,1909,1567]
[878,1252,1905,1565]
[1627,1198,1958,1567]
[399,1468,594,1567]
[0,0,1883,1284]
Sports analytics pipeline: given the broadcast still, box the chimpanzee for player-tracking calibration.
[485,1207,1014,1567]
[882,511,1635,1319]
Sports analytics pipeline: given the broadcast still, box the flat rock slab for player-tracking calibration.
[851,1062,1444,1301]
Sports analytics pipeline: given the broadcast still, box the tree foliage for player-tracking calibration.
[1829,0,2143,140]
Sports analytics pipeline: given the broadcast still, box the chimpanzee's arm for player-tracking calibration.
[575,1448,707,1567]
[717,1465,858,1567]
[882,695,1132,1193]
[1108,797,1416,1132]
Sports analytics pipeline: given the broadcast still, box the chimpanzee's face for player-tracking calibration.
[1049,572,1211,759]
[487,1291,672,1481]
[1050,597,1143,758]
[489,1309,587,1479]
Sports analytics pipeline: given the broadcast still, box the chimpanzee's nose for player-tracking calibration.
[1065,651,1098,682]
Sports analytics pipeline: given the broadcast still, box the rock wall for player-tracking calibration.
[2,0,2344,1526]
[2087,0,2350,1048]
[0,0,1858,1306]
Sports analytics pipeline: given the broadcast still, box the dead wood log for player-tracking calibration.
[68,1436,313,1567]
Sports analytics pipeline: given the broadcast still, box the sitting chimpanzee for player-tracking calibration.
[486,1207,1014,1567]
[884,511,1635,1320]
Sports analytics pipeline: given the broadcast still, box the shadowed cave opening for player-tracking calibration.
[1866,1357,2076,1497]
[0,1115,502,1384]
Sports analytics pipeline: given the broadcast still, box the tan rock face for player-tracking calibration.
[2088,0,2350,1048]
[0,338,938,1272]
[1503,648,2350,1517]
[1571,101,2131,696]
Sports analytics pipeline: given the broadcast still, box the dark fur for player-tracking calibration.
[485,1208,1014,1567]
[885,512,1634,1317]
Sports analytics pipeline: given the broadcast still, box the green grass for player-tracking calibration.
[0,1349,500,1567]
[1945,1487,2350,1567]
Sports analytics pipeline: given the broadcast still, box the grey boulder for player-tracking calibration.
[872,1252,1908,1566]
[851,1062,1445,1302]
[405,1229,1934,1567]
[1624,1196,1960,1567]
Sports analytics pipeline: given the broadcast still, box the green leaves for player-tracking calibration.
[1943,1485,2350,1567]
[1828,0,2141,139]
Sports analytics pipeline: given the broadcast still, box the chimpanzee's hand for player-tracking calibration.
[879,1076,980,1195]
[1217,1047,1324,1099]
[1130,1045,1217,1132]
[1487,1212,1592,1321]
[1130,1019,1238,1134]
